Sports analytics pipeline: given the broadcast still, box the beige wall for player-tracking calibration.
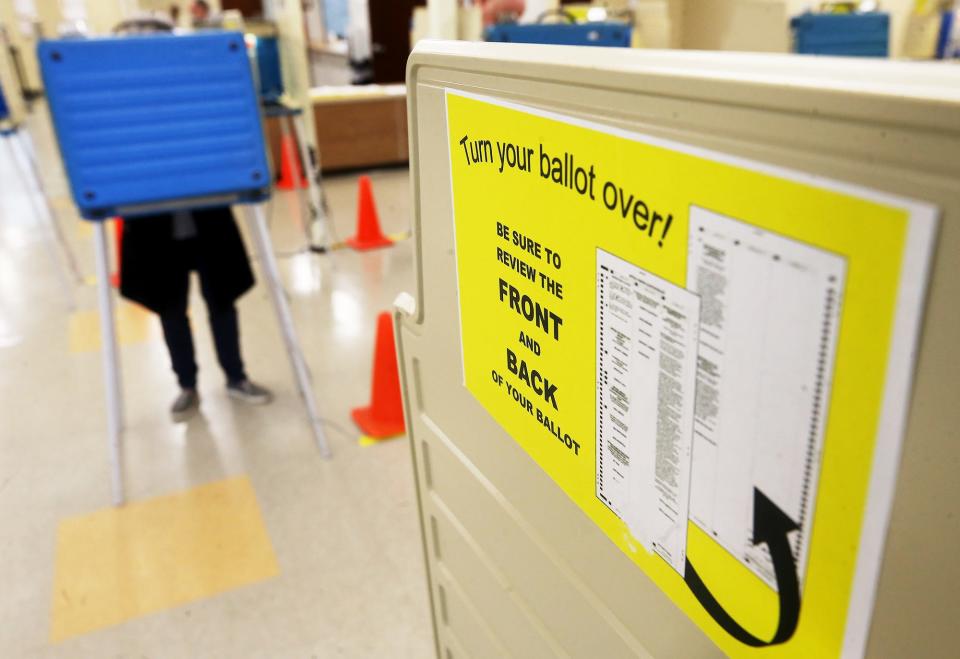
[82,0,127,35]
[881,0,919,57]
[680,0,791,52]
[681,0,924,57]
[34,0,63,37]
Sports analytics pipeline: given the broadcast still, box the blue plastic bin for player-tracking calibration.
[791,12,889,57]
[485,22,632,48]
[38,32,271,221]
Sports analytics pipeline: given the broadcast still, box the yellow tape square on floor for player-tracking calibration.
[358,434,402,447]
[51,476,279,642]
[68,302,153,353]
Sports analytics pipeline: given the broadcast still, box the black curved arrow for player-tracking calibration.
[684,488,801,647]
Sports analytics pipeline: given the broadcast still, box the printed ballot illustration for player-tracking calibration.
[445,90,936,658]
[596,249,700,575]
[685,208,845,589]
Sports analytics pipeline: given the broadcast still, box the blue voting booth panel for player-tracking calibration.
[485,23,632,48]
[39,32,271,221]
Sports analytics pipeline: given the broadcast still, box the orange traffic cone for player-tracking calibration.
[346,175,392,250]
[110,217,123,288]
[351,312,405,439]
[276,132,306,190]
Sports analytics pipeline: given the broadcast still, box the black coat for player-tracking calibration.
[119,206,254,314]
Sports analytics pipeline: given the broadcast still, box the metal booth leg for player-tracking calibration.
[93,221,125,506]
[277,116,311,248]
[288,113,329,250]
[244,204,332,458]
[3,134,77,310]
[14,131,84,284]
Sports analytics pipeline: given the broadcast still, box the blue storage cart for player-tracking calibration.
[791,12,889,57]
[39,32,331,504]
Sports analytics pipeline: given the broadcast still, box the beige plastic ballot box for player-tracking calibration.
[396,41,960,658]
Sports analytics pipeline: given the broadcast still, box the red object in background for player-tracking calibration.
[351,312,406,439]
[346,175,392,250]
[110,217,123,288]
[482,0,527,25]
[276,131,306,190]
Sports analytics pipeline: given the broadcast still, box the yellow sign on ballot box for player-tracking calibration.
[446,90,936,657]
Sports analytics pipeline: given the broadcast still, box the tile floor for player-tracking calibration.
[0,104,434,658]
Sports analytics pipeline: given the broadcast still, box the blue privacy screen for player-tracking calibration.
[39,32,271,220]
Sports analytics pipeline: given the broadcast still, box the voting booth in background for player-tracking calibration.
[39,32,331,506]
[0,35,81,307]
[397,41,960,657]
[0,33,24,131]
[245,20,330,251]
[0,76,11,128]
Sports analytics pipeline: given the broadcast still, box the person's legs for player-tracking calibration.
[205,302,272,404]
[206,303,246,385]
[159,304,200,421]
[159,309,198,389]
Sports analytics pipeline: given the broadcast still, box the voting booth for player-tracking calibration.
[246,20,330,251]
[0,34,24,131]
[0,79,10,128]
[39,33,331,505]
[397,41,960,657]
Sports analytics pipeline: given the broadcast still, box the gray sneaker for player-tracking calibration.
[227,379,273,405]
[171,388,199,422]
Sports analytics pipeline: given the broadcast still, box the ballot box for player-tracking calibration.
[397,41,960,658]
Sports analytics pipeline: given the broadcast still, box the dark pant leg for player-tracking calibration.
[207,304,247,385]
[159,310,198,389]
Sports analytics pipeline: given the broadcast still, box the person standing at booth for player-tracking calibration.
[110,17,270,420]
[120,208,273,421]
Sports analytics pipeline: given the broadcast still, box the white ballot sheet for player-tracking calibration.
[686,207,846,588]
[596,249,701,574]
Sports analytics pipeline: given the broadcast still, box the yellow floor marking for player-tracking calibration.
[358,434,402,447]
[50,476,279,642]
[69,302,152,353]
[386,230,412,243]
[326,229,412,252]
